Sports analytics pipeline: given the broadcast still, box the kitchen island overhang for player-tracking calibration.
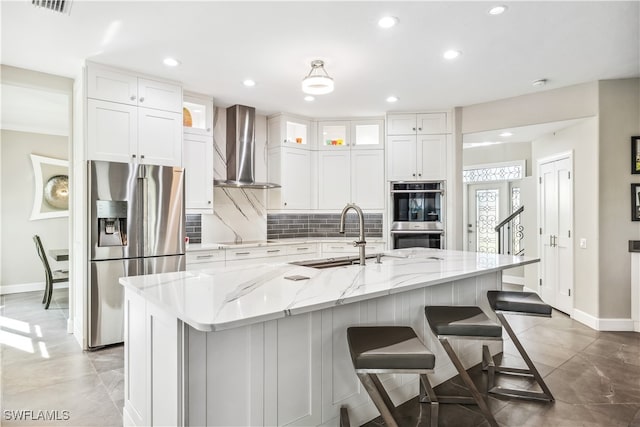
[120,248,538,427]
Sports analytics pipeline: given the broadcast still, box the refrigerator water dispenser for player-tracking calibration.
[96,200,128,247]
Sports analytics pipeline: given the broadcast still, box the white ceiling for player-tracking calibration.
[1,84,69,136]
[1,1,638,117]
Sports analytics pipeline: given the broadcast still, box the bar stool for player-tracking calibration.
[424,306,501,427]
[344,326,440,427]
[486,290,554,402]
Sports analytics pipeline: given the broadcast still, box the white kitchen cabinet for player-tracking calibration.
[87,100,182,167]
[284,243,319,262]
[184,133,213,213]
[268,113,313,147]
[87,99,137,163]
[183,92,214,136]
[387,112,447,135]
[320,241,385,258]
[87,62,182,113]
[317,119,383,150]
[317,149,384,210]
[387,134,447,181]
[317,151,350,209]
[351,150,384,208]
[225,246,288,267]
[268,146,312,210]
[317,121,350,150]
[138,108,183,166]
[351,119,384,149]
[186,249,224,270]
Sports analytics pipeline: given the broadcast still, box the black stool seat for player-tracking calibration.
[487,290,552,315]
[425,306,502,338]
[344,326,441,427]
[347,326,435,370]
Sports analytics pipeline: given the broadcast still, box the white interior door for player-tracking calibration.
[467,183,508,253]
[539,156,573,314]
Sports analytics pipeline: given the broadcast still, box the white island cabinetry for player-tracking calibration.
[122,249,538,427]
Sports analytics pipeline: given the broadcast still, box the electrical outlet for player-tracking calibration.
[579,238,587,249]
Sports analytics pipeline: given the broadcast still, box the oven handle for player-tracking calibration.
[390,190,444,194]
[390,230,444,234]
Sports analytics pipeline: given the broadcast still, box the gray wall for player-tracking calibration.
[1,130,69,287]
[463,141,532,176]
[463,78,640,321]
[462,82,599,134]
[598,79,640,318]
[533,117,600,316]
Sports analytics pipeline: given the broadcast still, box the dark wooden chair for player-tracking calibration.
[33,235,69,309]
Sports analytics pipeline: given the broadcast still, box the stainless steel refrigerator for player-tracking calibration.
[88,160,185,348]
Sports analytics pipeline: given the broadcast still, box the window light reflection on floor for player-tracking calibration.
[0,315,50,358]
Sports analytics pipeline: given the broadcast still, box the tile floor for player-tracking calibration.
[1,290,123,426]
[1,289,639,427]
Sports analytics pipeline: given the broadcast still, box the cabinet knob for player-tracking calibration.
[412,127,416,131]
[130,95,136,101]
[418,127,422,131]
[284,202,287,206]
[207,128,211,132]
[140,154,145,159]
[418,173,422,177]
[139,97,145,102]
[132,154,136,159]
[412,173,416,177]
[208,201,212,204]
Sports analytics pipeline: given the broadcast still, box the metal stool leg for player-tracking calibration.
[356,373,399,427]
[491,313,554,402]
[439,338,499,427]
[420,374,439,427]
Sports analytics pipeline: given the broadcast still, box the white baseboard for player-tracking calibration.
[0,281,68,295]
[502,275,525,285]
[573,308,635,331]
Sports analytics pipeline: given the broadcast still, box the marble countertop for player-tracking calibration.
[121,248,538,332]
[186,237,386,251]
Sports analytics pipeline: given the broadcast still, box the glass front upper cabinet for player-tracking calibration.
[318,121,350,149]
[351,119,384,149]
[183,92,214,136]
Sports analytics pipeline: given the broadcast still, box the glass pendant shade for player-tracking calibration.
[302,60,334,95]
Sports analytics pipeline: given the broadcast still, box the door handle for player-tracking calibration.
[550,235,553,247]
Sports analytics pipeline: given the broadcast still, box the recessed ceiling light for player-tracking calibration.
[488,5,507,15]
[443,50,461,60]
[532,78,547,87]
[243,79,256,87]
[386,96,399,103]
[304,95,315,102]
[378,16,399,28]
[163,57,180,67]
[500,132,513,137]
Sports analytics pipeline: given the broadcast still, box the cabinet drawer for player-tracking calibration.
[322,242,384,256]
[285,243,318,256]
[186,250,224,265]
[227,247,285,260]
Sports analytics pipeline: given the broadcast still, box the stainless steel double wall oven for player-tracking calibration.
[390,181,444,249]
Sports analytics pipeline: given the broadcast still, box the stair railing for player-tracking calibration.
[494,205,524,255]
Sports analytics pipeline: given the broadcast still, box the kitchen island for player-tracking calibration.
[120,248,538,427]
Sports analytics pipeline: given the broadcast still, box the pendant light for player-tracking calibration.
[302,60,334,95]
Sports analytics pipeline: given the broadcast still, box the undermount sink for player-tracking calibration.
[291,254,376,269]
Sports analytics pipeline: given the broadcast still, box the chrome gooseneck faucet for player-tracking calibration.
[339,203,366,266]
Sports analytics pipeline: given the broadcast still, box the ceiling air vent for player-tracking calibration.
[32,0,72,15]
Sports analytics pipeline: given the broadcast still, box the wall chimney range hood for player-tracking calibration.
[214,105,280,189]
